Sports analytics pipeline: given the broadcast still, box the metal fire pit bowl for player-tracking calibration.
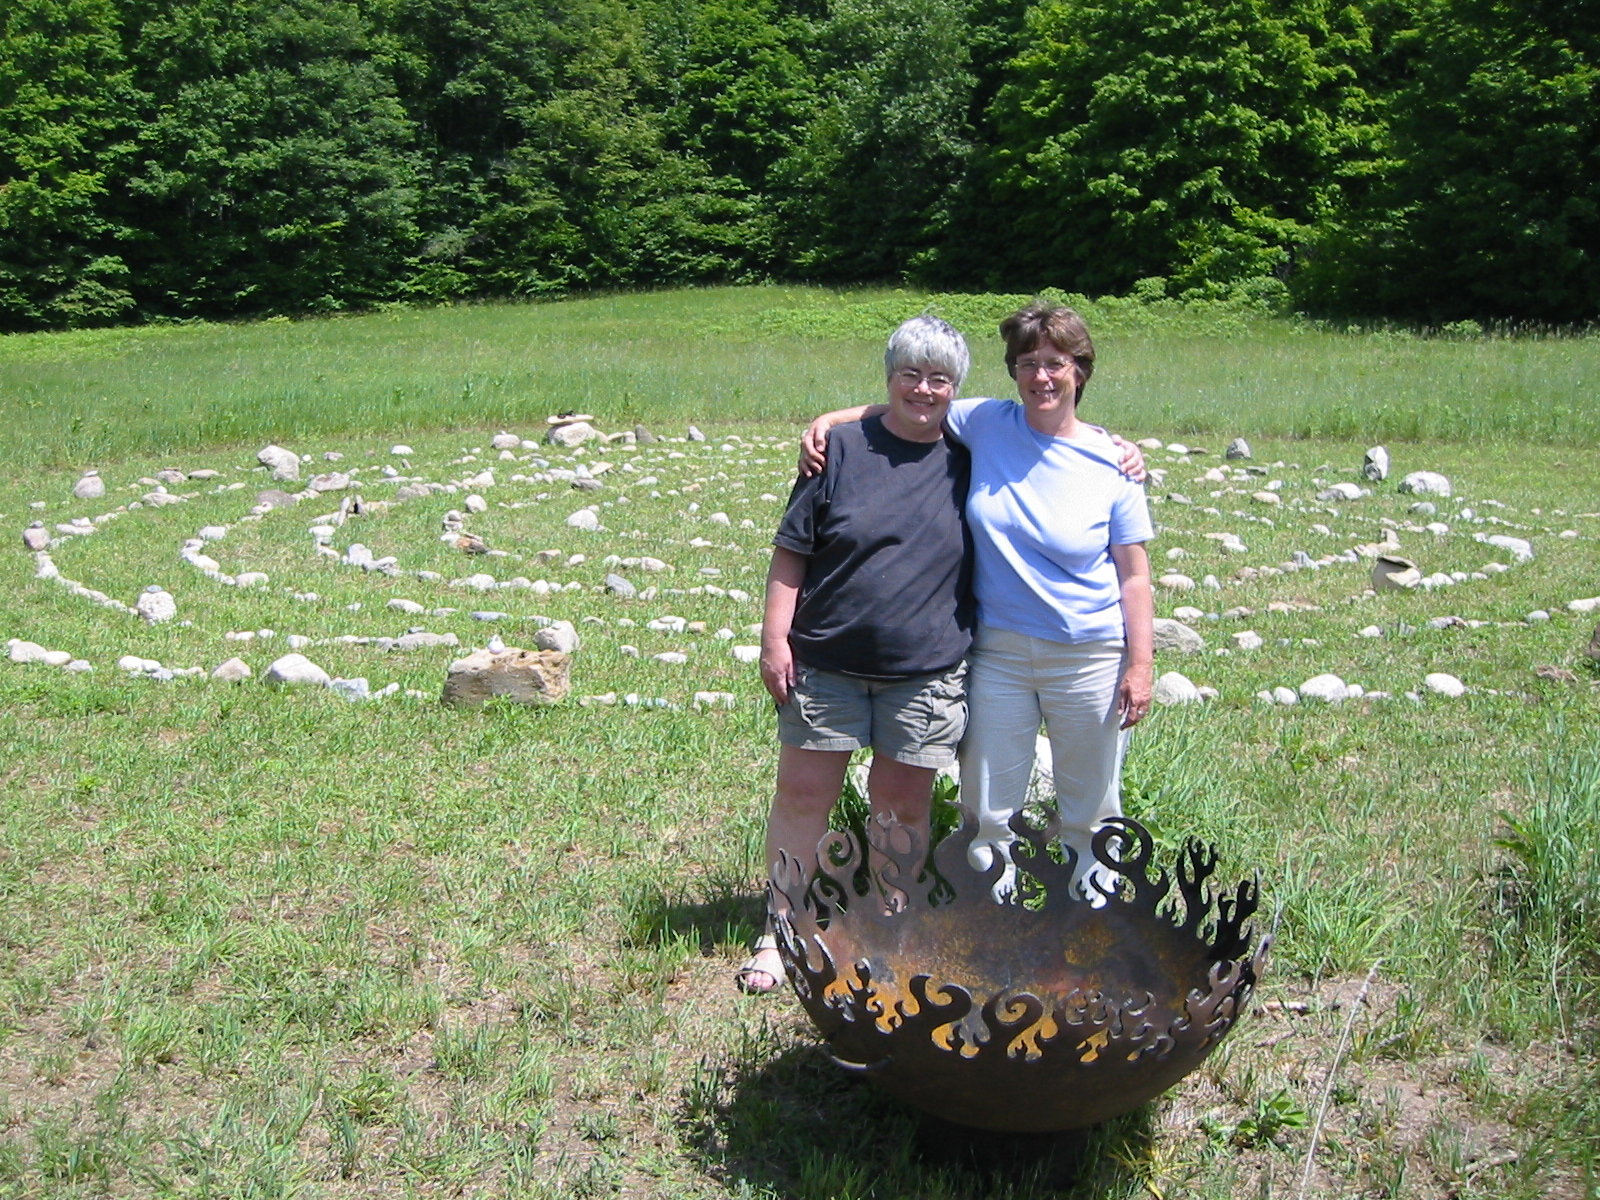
[769,806,1269,1133]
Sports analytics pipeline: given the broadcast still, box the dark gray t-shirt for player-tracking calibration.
[774,415,974,678]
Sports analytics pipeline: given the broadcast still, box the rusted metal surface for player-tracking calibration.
[769,806,1269,1132]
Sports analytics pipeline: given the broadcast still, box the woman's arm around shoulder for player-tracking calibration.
[798,405,881,477]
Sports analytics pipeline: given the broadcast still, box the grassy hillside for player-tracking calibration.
[3,288,1598,470]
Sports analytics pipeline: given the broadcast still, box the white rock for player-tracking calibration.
[388,598,427,614]
[1298,674,1349,703]
[732,645,761,663]
[1362,446,1390,482]
[566,508,601,531]
[1526,610,1550,622]
[1156,573,1196,591]
[1152,671,1202,704]
[1152,618,1205,653]
[692,691,737,710]
[344,544,373,567]
[648,616,689,633]
[329,677,371,701]
[491,432,521,450]
[1480,533,1534,563]
[117,655,146,672]
[212,657,253,682]
[391,444,414,456]
[638,556,670,572]
[236,572,269,587]
[1137,438,1163,450]
[1566,597,1600,613]
[1317,482,1365,501]
[533,621,581,655]
[73,471,105,500]
[264,654,331,688]
[7,640,49,664]
[64,660,93,674]
[687,426,706,442]
[38,650,72,667]
[1231,630,1264,650]
[1225,438,1251,460]
[547,422,601,448]
[1398,471,1451,497]
[464,494,487,513]
[198,525,228,541]
[708,512,731,526]
[1423,672,1466,698]
[1272,686,1300,706]
[136,587,177,622]
[653,651,689,664]
[1358,625,1383,638]
[257,444,301,481]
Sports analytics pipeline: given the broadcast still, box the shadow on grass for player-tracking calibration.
[627,882,767,956]
[686,1042,1156,1200]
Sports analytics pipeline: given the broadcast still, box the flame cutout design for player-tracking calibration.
[768,805,1271,1133]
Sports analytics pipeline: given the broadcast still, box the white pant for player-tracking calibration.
[959,625,1127,899]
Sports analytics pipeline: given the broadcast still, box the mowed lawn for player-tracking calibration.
[0,289,1597,1199]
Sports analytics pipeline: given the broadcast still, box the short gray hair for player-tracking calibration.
[884,316,969,387]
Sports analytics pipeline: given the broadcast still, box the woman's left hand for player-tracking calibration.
[1117,661,1153,728]
[1110,434,1147,484]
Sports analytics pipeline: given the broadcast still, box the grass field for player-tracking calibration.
[2,287,1599,469]
[0,287,1597,1198]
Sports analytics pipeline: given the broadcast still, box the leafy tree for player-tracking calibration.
[114,0,424,316]
[0,0,138,329]
[772,0,980,280]
[977,0,1382,296]
[1295,0,1600,323]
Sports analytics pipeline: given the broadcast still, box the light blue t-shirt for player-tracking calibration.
[944,397,1154,644]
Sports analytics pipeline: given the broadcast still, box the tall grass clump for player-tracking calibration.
[1493,745,1600,1024]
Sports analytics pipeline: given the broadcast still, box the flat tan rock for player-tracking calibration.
[442,647,571,707]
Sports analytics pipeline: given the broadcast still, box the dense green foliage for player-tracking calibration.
[1,0,1595,329]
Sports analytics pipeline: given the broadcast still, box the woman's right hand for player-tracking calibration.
[761,640,797,705]
[798,416,841,477]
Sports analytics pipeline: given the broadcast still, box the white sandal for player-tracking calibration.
[733,935,784,995]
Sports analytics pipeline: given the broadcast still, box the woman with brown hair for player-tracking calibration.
[800,302,1155,902]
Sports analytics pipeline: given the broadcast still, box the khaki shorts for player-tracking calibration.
[776,661,968,768]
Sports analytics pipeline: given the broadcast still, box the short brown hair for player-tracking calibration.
[999,302,1096,401]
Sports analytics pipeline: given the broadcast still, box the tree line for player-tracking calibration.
[2,0,1595,332]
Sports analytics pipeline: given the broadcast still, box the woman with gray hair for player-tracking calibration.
[799,302,1154,906]
[736,316,975,993]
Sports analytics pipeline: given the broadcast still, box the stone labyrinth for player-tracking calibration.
[8,418,1600,714]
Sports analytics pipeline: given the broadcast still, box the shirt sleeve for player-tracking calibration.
[774,465,825,555]
[942,397,990,444]
[1108,477,1155,545]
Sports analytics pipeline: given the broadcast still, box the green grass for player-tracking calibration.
[0,287,1597,1197]
[2,286,1598,468]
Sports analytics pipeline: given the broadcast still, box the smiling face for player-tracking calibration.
[1011,340,1082,418]
[883,365,955,441]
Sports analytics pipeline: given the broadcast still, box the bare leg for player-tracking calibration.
[741,746,851,993]
[865,755,937,907]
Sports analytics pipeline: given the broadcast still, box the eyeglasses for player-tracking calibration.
[1015,357,1078,378]
[893,369,955,391]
